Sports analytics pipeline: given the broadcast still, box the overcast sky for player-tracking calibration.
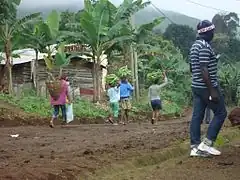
[20,0,240,20]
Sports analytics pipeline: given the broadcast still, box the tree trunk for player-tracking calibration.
[122,45,130,66]
[96,56,101,102]
[7,64,13,94]
[4,41,13,94]
[133,50,139,100]
[130,44,135,89]
[59,67,63,78]
[34,50,40,95]
[92,60,97,102]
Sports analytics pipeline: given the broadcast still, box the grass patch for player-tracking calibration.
[131,91,185,116]
[0,88,187,120]
[0,90,107,118]
[88,127,240,180]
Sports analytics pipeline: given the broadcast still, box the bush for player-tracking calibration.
[132,89,187,116]
[0,90,107,118]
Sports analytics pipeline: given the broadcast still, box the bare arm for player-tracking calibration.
[148,87,151,99]
[199,47,213,93]
[66,85,71,103]
[158,76,168,88]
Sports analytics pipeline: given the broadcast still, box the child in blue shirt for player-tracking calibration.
[119,77,134,125]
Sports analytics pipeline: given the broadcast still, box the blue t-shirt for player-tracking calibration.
[120,81,134,98]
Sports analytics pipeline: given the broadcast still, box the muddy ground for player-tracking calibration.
[0,121,190,180]
[0,101,239,180]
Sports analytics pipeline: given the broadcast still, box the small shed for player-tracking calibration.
[0,45,108,100]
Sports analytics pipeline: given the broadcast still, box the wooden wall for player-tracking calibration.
[12,62,32,85]
[9,57,104,100]
[37,58,95,88]
[37,58,101,100]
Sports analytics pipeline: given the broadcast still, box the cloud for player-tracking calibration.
[20,0,82,7]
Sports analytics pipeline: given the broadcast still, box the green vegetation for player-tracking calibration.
[163,24,196,57]
[0,0,240,120]
[0,89,183,118]
[0,91,107,118]
[89,127,240,179]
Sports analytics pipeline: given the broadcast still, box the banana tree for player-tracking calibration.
[0,0,40,93]
[65,0,133,102]
[20,10,65,94]
[110,0,162,100]
[218,62,240,104]
[113,0,151,64]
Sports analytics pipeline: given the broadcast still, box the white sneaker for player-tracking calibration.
[113,123,118,125]
[198,141,221,156]
[190,147,211,158]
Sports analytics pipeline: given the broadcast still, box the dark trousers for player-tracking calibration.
[204,107,211,123]
[190,87,227,145]
[52,105,67,121]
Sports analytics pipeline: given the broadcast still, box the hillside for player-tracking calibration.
[135,6,199,32]
[17,3,200,32]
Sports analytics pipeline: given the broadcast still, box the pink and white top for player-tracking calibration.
[50,80,68,105]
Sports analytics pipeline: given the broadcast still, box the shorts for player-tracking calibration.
[151,99,162,111]
[120,98,132,110]
[110,102,119,118]
[52,105,66,120]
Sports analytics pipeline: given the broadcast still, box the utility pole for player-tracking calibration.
[130,15,140,101]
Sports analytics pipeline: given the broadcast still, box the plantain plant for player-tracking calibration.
[0,0,40,94]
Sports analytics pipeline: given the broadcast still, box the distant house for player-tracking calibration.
[0,44,108,100]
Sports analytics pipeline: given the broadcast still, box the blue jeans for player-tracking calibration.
[52,105,66,121]
[204,107,211,123]
[190,87,227,146]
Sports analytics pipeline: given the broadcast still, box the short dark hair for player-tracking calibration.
[154,79,159,84]
[121,76,127,80]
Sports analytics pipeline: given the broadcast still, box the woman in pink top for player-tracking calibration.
[49,75,71,128]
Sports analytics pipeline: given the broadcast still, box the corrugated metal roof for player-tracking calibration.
[0,45,108,67]
[0,49,47,65]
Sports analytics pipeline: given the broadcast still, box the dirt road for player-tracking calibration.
[0,103,239,180]
[0,119,190,180]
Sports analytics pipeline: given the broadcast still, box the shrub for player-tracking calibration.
[0,90,107,118]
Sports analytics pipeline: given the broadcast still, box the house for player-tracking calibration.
[0,44,108,100]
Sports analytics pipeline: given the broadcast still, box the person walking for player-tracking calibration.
[148,71,168,124]
[119,77,134,125]
[189,20,227,157]
[106,81,120,125]
[49,75,71,128]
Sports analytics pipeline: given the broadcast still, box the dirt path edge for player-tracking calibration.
[88,127,240,180]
